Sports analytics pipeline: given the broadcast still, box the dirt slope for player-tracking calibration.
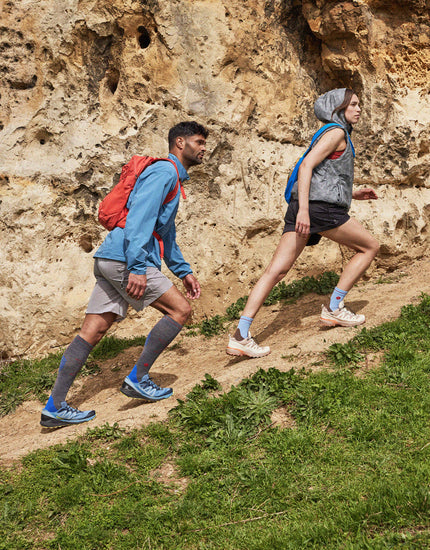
[1,256,429,464]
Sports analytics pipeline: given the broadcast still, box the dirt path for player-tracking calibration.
[1,256,429,464]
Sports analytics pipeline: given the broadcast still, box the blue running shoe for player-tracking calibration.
[40,401,96,428]
[120,373,173,401]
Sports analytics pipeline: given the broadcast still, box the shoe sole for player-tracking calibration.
[320,316,365,328]
[40,413,95,428]
[120,381,173,401]
[226,346,271,358]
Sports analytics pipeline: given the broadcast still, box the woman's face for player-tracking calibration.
[344,94,361,125]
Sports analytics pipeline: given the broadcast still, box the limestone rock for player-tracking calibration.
[0,0,429,359]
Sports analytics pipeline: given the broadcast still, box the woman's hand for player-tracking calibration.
[295,209,311,237]
[353,188,378,200]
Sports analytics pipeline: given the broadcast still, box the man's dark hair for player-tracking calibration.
[168,121,209,150]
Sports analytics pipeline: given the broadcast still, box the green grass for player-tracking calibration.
[327,293,430,369]
[1,295,430,549]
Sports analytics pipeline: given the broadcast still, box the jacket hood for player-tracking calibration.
[314,88,353,133]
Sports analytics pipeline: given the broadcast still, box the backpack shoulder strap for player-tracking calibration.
[136,157,186,203]
[310,123,355,158]
[159,158,187,203]
[310,123,342,146]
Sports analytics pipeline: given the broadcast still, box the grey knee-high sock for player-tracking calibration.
[51,335,93,409]
[136,316,182,379]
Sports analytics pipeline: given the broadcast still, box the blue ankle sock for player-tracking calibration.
[330,287,348,311]
[128,365,138,383]
[44,395,57,412]
[237,316,253,339]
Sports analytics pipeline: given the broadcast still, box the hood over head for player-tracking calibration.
[314,88,353,133]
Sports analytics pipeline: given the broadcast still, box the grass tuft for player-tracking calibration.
[327,292,430,368]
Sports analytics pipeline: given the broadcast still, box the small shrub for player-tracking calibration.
[225,296,248,320]
[51,444,90,478]
[85,422,126,441]
[201,373,222,392]
[199,315,226,337]
[0,390,25,416]
[327,342,363,367]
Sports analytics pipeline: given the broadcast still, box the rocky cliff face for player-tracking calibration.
[1,0,429,359]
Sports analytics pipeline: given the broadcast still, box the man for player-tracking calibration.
[41,121,209,427]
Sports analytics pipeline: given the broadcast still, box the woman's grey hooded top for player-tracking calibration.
[290,88,355,209]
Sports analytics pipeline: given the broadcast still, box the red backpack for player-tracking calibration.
[98,156,186,257]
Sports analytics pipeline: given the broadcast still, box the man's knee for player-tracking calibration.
[177,300,192,325]
[163,296,192,326]
[80,313,115,346]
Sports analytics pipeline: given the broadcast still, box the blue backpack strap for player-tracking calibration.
[310,122,355,157]
[284,123,354,203]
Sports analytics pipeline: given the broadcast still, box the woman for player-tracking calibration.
[226,88,379,358]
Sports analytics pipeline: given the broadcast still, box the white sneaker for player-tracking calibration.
[320,301,365,327]
[226,333,271,358]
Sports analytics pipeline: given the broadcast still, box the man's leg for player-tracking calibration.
[135,285,191,378]
[41,312,116,427]
[121,286,191,401]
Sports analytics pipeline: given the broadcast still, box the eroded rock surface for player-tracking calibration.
[0,0,429,358]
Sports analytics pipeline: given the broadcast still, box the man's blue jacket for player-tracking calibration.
[94,153,192,279]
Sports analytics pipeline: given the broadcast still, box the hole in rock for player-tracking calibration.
[106,68,120,94]
[137,26,151,49]
[35,129,53,145]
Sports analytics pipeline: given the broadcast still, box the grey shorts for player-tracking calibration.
[86,258,173,319]
[283,200,350,246]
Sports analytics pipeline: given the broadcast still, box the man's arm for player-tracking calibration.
[162,222,193,278]
[124,165,177,299]
[162,223,201,299]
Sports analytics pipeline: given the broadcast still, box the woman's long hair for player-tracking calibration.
[332,89,355,118]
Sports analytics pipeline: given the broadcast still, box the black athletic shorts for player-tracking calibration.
[283,200,350,246]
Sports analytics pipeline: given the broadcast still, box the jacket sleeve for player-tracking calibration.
[124,166,176,274]
[162,222,193,279]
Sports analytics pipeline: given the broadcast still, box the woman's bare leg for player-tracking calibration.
[226,232,308,358]
[319,218,379,326]
[321,218,379,291]
[242,232,309,318]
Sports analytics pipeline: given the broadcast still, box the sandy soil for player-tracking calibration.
[1,256,429,465]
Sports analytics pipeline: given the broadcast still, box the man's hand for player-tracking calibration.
[353,188,378,200]
[182,274,201,300]
[126,273,147,300]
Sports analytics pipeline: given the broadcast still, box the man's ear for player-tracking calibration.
[175,136,185,150]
